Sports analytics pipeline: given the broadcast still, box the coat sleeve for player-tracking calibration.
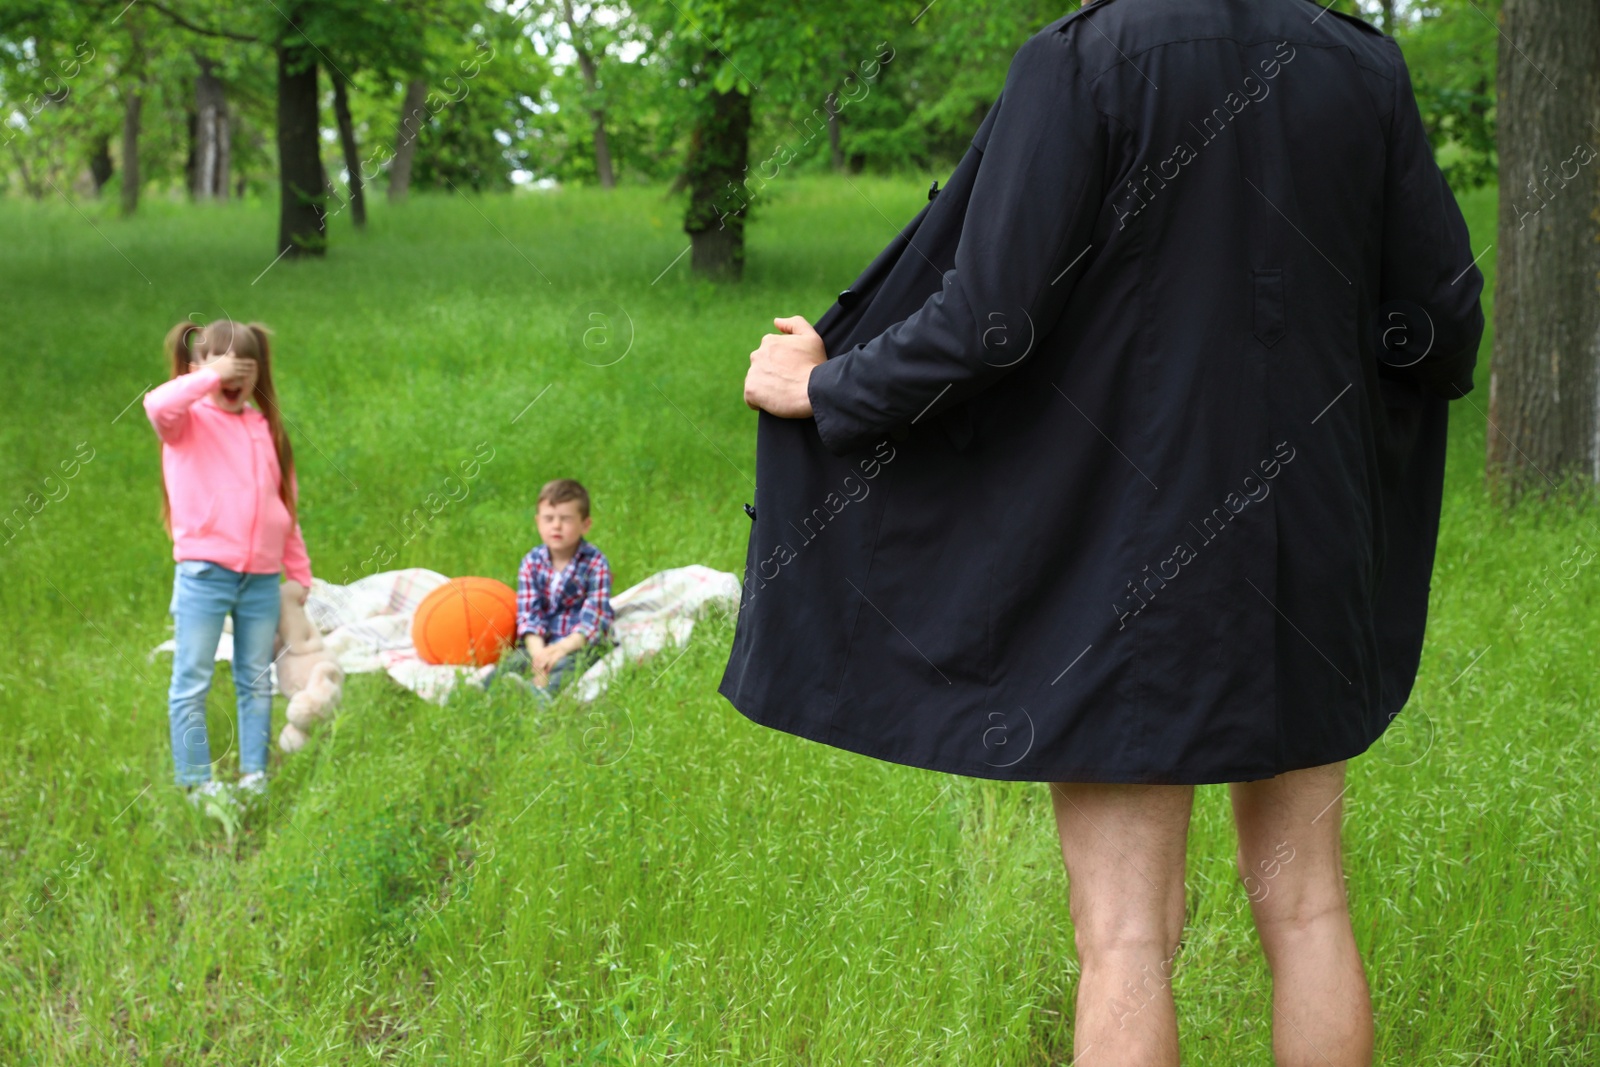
[806,28,1105,456]
[1377,40,1485,400]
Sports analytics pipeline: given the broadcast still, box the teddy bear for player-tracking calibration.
[275,579,344,752]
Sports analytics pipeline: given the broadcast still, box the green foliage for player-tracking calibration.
[1,0,1502,221]
[1395,0,1498,190]
[519,3,684,185]
[408,28,548,193]
[845,0,1076,171]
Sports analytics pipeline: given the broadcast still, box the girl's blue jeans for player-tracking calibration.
[167,560,281,786]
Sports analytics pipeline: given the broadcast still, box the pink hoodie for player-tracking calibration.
[143,366,313,587]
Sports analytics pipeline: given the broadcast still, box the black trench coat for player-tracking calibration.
[719,0,1485,785]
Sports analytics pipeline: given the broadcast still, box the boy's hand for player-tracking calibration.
[531,633,582,675]
[523,635,550,686]
[745,316,826,418]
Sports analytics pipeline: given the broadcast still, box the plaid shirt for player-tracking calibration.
[515,538,613,645]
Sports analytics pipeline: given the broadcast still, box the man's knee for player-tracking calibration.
[1237,845,1346,931]
[1071,903,1185,967]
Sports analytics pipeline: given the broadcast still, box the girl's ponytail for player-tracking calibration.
[164,321,204,379]
[157,322,205,539]
[245,322,299,530]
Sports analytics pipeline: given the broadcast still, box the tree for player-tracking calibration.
[0,2,112,198]
[1486,0,1600,498]
[388,78,428,201]
[275,35,324,253]
[559,0,617,188]
[328,65,364,227]
[518,4,667,187]
[642,0,913,280]
[118,15,145,215]
[127,0,453,254]
[682,67,752,279]
[192,55,229,199]
[405,14,548,193]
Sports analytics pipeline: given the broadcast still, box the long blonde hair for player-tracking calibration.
[158,319,298,537]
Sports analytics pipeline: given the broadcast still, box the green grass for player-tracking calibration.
[0,177,1595,1064]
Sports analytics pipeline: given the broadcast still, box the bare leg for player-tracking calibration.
[1229,760,1372,1067]
[1050,780,1194,1067]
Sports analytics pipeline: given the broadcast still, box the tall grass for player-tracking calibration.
[0,178,1594,1064]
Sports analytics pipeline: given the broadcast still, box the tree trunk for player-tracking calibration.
[185,109,197,195]
[276,41,326,256]
[193,57,228,199]
[389,78,427,202]
[562,0,615,188]
[584,66,616,189]
[120,89,142,216]
[1377,0,1395,34]
[1486,0,1600,498]
[119,21,144,216]
[7,141,42,198]
[330,69,366,227]
[684,86,753,281]
[216,105,230,202]
[88,136,113,195]
[825,92,845,171]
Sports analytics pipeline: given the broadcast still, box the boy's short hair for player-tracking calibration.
[538,478,591,519]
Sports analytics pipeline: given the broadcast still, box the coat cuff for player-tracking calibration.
[808,355,878,457]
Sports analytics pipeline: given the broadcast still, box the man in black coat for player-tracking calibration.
[734,0,1483,1061]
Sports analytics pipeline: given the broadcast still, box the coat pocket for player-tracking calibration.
[1252,269,1286,348]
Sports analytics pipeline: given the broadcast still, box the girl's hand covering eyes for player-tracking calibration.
[199,352,250,387]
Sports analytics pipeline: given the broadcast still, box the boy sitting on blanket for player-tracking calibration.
[486,478,616,700]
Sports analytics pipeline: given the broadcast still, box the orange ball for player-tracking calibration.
[411,577,518,666]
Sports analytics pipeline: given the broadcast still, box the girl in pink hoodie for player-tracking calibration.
[143,320,314,805]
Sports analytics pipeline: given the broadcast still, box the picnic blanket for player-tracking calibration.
[148,565,742,704]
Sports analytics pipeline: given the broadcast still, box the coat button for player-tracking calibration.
[838,288,860,309]
[928,180,940,200]
[743,502,757,521]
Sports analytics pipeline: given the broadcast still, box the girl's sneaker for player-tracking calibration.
[236,771,269,802]
[185,780,233,808]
